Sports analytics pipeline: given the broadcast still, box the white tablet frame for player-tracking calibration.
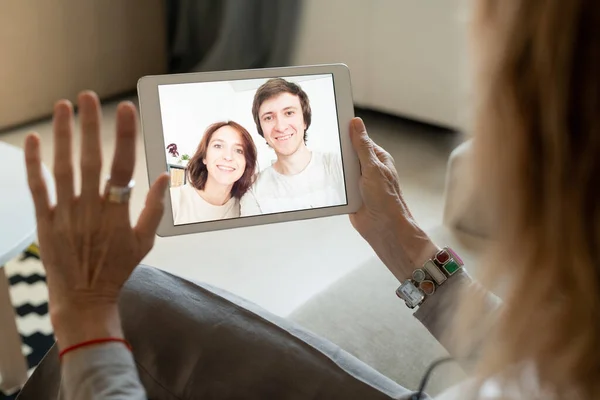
[138,64,361,237]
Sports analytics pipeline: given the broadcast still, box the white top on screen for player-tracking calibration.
[171,184,240,224]
[240,151,346,216]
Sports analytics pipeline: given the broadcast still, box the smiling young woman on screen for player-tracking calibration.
[170,121,257,224]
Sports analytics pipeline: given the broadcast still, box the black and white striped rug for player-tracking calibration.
[1,247,53,400]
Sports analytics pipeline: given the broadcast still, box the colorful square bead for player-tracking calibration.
[446,247,464,265]
[442,259,461,275]
[434,249,451,265]
[424,260,447,284]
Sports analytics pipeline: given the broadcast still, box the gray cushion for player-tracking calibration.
[18,265,415,399]
[288,256,467,397]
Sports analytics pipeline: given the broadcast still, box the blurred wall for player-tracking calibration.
[290,0,469,130]
[0,1,167,130]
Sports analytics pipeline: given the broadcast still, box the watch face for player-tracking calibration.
[396,280,424,308]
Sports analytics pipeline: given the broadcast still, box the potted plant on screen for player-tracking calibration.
[180,154,191,167]
[166,143,179,165]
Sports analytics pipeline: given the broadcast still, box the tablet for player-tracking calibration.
[138,64,361,236]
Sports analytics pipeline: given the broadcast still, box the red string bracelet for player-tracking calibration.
[59,338,132,360]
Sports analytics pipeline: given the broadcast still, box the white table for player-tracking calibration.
[0,141,54,393]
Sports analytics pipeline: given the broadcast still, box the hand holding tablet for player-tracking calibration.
[138,64,361,236]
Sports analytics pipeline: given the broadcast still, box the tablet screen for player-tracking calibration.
[158,74,348,226]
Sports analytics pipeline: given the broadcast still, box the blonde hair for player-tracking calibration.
[459,0,600,398]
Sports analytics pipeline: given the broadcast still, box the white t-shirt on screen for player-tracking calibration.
[240,151,346,216]
[170,184,240,225]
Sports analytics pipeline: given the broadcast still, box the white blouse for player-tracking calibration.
[170,184,240,225]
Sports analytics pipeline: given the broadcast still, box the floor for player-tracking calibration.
[0,99,462,315]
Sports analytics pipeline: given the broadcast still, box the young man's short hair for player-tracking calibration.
[252,78,312,143]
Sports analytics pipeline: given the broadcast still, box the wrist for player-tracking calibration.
[405,236,440,272]
[387,222,439,282]
[51,303,124,351]
[395,246,466,309]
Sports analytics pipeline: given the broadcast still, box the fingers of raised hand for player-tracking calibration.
[24,134,51,220]
[134,173,169,253]
[78,92,103,202]
[109,102,138,188]
[52,101,75,208]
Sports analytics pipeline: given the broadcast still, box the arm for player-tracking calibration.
[348,117,500,367]
[62,345,144,399]
[53,305,146,399]
[24,93,169,399]
[414,270,501,362]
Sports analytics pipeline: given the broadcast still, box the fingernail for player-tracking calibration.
[54,100,72,116]
[118,101,136,110]
[78,95,94,110]
[24,134,37,150]
[352,118,365,132]
[78,90,97,102]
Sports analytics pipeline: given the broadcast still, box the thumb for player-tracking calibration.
[350,118,375,166]
[134,173,169,251]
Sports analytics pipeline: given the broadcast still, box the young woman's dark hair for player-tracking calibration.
[187,121,257,199]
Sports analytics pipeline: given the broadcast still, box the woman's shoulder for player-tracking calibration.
[170,184,199,204]
[171,184,194,194]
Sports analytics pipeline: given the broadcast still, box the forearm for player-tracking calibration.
[53,305,147,399]
[380,230,501,364]
[368,218,440,284]
[52,304,125,351]
[414,270,501,364]
[61,343,146,400]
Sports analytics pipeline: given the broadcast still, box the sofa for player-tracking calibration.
[290,0,469,130]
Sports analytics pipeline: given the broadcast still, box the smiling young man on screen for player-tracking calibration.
[240,78,347,216]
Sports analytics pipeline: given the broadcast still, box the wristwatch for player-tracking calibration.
[395,247,464,308]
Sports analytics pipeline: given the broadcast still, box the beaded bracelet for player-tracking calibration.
[395,247,464,309]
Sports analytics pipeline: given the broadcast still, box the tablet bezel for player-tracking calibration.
[137,64,361,237]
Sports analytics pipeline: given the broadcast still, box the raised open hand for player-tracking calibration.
[24,91,169,348]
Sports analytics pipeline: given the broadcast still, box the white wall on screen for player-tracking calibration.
[159,75,341,172]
